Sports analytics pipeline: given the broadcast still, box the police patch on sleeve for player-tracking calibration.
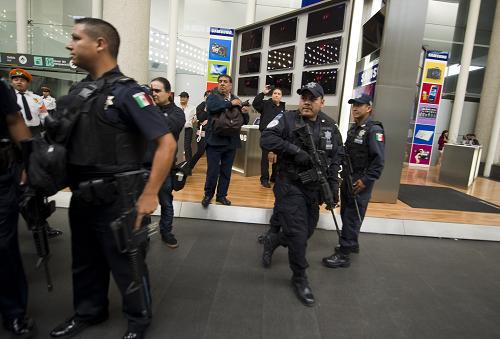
[266,113,283,129]
[132,92,154,108]
[375,132,384,142]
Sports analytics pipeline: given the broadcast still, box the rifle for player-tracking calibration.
[110,170,153,318]
[19,139,55,292]
[342,153,362,223]
[296,122,341,241]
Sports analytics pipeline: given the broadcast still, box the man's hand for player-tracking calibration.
[294,149,311,165]
[263,85,271,95]
[268,152,277,164]
[352,179,366,195]
[134,192,158,230]
[231,98,242,106]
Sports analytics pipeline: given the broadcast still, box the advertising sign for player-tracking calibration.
[409,50,448,167]
[206,27,234,90]
[0,52,81,72]
[353,59,378,99]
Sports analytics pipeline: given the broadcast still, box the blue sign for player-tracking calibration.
[209,38,232,62]
[301,0,324,7]
[357,63,379,86]
[210,27,234,37]
[413,124,436,145]
[426,51,449,61]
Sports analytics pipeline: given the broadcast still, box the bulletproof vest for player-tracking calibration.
[67,76,145,173]
[346,120,383,174]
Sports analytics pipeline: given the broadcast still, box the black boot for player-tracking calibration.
[50,314,108,338]
[322,252,350,268]
[3,316,36,338]
[334,244,359,254]
[122,329,145,339]
[262,232,280,268]
[291,277,315,306]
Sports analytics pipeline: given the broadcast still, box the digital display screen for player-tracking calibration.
[237,76,259,96]
[303,37,341,67]
[269,17,298,46]
[239,52,261,74]
[267,46,295,71]
[306,4,345,38]
[210,64,227,75]
[362,10,385,58]
[266,73,293,96]
[241,27,263,52]
[301,69,338,95]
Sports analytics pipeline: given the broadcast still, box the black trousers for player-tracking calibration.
[184,127,193,162]
[272,179,319,278]
[260,148,276,183]
[0,170,28,322]
[187,136,206,170]
[204,145,236,199]
[339,180,373,249]
[69,184,151,331]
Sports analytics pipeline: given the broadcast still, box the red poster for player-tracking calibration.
[420,83,442,105]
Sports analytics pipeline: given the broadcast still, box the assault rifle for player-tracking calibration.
[296,122,341,240]
[19,139,55,292]
[342,154,362,223]
[111,170,154,318]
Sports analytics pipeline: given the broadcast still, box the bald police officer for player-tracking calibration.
[322,93,385,268]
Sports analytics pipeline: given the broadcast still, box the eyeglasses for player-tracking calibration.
[150,88,162,93]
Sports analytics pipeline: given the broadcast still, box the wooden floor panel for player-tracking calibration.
[174,157,500,227]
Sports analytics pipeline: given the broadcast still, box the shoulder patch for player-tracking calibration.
[132,92,154,108]
[266,113,283,128]
[375,132,384,142]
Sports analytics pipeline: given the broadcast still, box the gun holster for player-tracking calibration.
[75,178,118,205]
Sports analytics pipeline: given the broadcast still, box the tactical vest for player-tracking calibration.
[345,120,383,174]
[66,76,145,174]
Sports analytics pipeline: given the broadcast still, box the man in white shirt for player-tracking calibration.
[179,91,196,165]
[9,68,48,137]
[41,86,57,114]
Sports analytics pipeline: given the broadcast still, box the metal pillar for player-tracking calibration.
[16,0,28,53]
[168,0,179,91]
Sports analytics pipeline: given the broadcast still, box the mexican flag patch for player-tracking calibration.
[375,133,384,142]
[133,92,153,108]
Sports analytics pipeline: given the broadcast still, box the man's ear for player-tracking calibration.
[96,36,108,53]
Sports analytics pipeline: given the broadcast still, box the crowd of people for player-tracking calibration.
[0,18,386,339]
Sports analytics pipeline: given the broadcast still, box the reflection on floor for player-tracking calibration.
[6,215,500,339]
[174,157,500,226]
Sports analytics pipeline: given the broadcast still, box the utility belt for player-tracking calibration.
[0,139,15,174]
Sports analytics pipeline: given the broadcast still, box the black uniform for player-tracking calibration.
[0,80,28,326]
[252,92,285,184]
[261,110,343,279]
[64,67,171,332]
[340,117,385,250]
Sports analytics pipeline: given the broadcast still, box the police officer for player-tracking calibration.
[0,79,35,337]
[261,82,343,306]
[145,77,185,248]
[49,18,177,339]
[322,93,385,268]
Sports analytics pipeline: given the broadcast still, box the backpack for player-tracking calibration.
[212,105,244,137]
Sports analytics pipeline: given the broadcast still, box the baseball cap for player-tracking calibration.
[41,85,51,92]
[348,93,373,105]
[296,82,324,98]
[179,91,189,98]
[9,68,32,82]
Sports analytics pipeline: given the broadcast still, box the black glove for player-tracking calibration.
[294,149,311,165]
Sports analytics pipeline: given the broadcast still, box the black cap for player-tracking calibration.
[179,91,189,98]
[296,82,325,98]
[348,93,373,105]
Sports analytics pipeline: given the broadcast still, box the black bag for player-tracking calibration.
[171,161,190,191]
[28,135,68,196]
[212,106,244,137]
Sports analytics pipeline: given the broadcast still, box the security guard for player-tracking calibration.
[0,79,35,337]
[10,68,48,137]
[322,93,385,268]
[261,82,343,306]
[49,18,177,339]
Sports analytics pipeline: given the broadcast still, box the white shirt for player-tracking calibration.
[180,104,196,129]
[43,95,57,111]
[15,90,48,127]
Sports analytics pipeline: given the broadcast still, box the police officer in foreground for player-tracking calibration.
[261,82,343,306]
[49,18,177,339]
[322,93,385,268]
[146,77,185,248]
[0,79,35,337]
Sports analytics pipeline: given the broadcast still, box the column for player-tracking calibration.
[447,0,481,143]
[168,0,179,92]
[475,0,500,175]
[339,0,364,140]
[92,0,103,18]
[484,91,500,177]
[16,0,28,53]
[246,0,257,25]
[103,0,150,84]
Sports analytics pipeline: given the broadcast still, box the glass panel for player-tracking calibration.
[30,24,72,57]
[0,21,16,53]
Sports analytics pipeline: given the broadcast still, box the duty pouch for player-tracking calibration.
[298,168,320,185]
[77,178,118,205]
